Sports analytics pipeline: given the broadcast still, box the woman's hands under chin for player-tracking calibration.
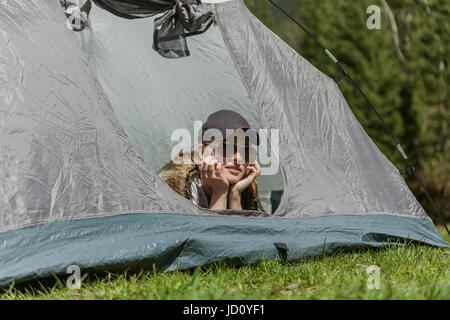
[229,161,261,194]
[228,161,261,210]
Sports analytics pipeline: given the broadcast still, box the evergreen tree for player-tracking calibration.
[391,0,450,218]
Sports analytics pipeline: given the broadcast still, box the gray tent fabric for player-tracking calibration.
[0,0,447,287]
[216,1,429,219]
[0,0,215,234]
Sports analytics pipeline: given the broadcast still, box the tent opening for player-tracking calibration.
[75,2,285,214]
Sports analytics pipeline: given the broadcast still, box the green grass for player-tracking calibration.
[2,226,449,300]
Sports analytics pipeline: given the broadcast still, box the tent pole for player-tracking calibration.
[268,0,450,237]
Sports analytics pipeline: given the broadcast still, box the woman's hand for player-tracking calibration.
[229,161,261,194]
[228,162,261,210]
[199,156,229,194]
[199,156,229,210]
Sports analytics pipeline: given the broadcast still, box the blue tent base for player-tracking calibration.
[0,213,448,287]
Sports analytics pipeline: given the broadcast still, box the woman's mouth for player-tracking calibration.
[225,166,242,175]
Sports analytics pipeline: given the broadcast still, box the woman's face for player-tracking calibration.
[202,142,255,184]
[221,152,248,184]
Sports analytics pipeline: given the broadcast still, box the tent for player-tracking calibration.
[0,0,447,287]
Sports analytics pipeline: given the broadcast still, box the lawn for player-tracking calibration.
[1,226,449,300]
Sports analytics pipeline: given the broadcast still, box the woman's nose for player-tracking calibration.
[231,150,244,164]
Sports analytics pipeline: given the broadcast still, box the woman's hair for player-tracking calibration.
[158,153,196,199]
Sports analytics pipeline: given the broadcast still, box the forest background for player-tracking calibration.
[244,0,450,223]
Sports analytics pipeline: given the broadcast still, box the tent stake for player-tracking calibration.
[268,0,450,237]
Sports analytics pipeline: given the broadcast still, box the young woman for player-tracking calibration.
[158,110,265,212]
